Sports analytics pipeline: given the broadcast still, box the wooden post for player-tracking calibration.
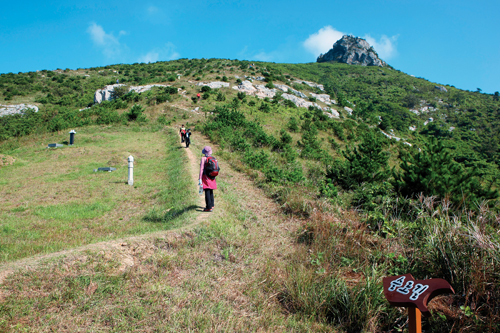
[408,307,422,333]
[383,274,454,333]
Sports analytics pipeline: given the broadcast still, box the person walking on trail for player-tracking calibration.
[199,146,218,212]
[185,129,192,148]
[179,124,186,143]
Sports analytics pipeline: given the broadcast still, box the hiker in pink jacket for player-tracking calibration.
[199,146,217,212]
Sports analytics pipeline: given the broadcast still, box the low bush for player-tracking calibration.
[126,104,146,122]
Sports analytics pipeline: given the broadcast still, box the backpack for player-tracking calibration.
[204,156,220,179]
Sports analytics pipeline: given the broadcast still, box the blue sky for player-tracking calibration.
[1,0,499,93]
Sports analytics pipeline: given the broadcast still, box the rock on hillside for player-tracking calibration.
[231,80,339,118]
[94,84,169,104]
[0,104,39,117]
[317,35,387,67]
[196,82,230,89]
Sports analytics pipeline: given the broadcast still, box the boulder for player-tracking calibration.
[310,92,335,105]
[344,106,353,115]
[232,80,257,95]
[254,85,276,99]
[324,108,340,118]
[435,86,448,92]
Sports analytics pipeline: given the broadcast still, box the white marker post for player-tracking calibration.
[128,155,134,186]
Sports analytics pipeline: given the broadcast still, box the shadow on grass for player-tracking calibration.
[143,205,198,224]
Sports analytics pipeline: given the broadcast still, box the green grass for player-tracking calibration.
[0,152,325,332]
[34,202,113,220]
[0,125,197,262]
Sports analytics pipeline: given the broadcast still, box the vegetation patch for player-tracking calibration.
[0,126,195,262]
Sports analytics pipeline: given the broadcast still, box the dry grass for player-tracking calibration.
[0,134,329,332]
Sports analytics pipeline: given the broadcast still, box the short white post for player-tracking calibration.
[128,155,134,186]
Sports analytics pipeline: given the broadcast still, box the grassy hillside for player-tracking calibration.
[1,58,499,332]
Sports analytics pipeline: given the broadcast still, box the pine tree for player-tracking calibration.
[392,139,498,207]
[327,132,390,189]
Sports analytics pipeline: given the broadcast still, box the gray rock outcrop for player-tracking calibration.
[274,84,307,98]
[231,80,338,117]
[435,86,448,92]
[196,82,230,89]
[94,84,169,104]
[0,104,39,117]
[344,106,353,115]
[310,93,336,105]
[317,35,387,67]
[293,80,324,91]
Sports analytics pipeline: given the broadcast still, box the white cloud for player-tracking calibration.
[363,34,398,60]
[253,51,275,62]
[147,6,159,14]
[138,43,179,63]
[138,51,160,64]
[87,23,126,59]
[238,42,296,63]
[144,5,169,24]
[303,26,344,56]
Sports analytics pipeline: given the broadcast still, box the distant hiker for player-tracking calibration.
[179,124,186,143]
[185,129,191,148]
[116,79,119,84]
[197,93,201,100]
[199,146,219,212]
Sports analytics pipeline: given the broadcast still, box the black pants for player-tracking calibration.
[185,137,190,148]
[204,189,214,209]
[181,133,185,142]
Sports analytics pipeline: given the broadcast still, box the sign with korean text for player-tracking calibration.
[383,274,454,317]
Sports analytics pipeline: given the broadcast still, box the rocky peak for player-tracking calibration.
[317,35,387,67]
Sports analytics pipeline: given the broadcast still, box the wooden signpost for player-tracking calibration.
[383,274,454,333]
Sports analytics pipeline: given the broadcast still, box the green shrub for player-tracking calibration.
[284,99,297,108]
[320,181,338,198]
[259,102,271,113]
[156,94,172,104]
[237,92,246,100]
[280,129,292,145]
[216,92,226,101]
[327,132,390,189]
[126,104,146,122]
[244,149,269,170]
[111,85,129,99]
[165,86,178,94]
[288,117,299,132]
[299,120,323,160]
[392,139,498,207]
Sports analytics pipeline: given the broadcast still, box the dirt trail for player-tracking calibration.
[0,133,211,284]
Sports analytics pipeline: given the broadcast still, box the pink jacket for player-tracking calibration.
[199,156,217,190]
